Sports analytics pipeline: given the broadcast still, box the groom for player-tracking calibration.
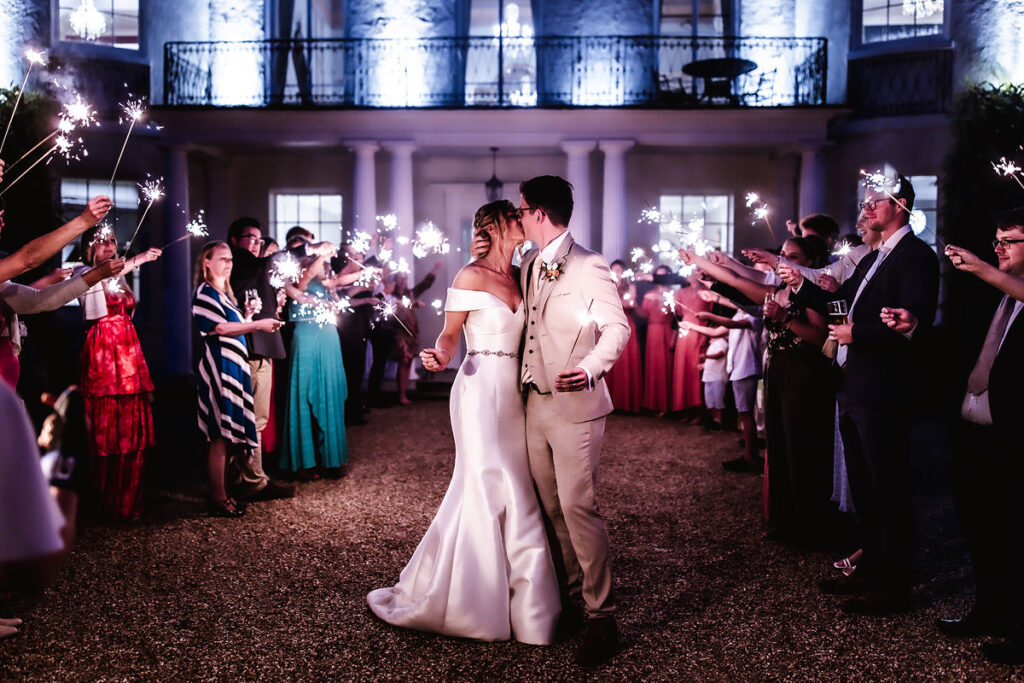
[512,176,630,665]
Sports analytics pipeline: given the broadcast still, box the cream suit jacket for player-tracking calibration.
[520,233,630,423]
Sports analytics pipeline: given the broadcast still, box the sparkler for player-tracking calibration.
[293,297,351,327]
[268,252,303,289]
[411,222,450,258]
[105,278,124,295]
[431,299,443,316]
[992,156,1024,191]
[123,177,164,255]
[832,240,853,259]
[859,168,911,214]
[0,133,85,197]
[374,299,414,336]
[109,98,146,187]
[638,207,662,224]
[0,49,46,158]
[6,94,96,173]
[161,210,209,248]
[349,230,372,254]
[746,191,774,233]
[376,213,398,231]
[565,299,595,368]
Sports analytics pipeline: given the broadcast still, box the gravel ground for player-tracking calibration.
[0,400,1014,681]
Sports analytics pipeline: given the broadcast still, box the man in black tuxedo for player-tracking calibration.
[780,175,939,614]
[917,208,1024,664]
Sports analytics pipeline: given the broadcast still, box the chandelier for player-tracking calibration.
[902,0,943,18]
[485,147,503,202]
[70,0,107,41]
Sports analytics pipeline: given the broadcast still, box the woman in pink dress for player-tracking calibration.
[605,260,642,412]
[637,266,675,414]
[671,276,709,415]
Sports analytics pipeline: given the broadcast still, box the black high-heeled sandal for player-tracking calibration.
[207,497,245,518]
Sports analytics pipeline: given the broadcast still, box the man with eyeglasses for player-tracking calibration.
[227,217,295,501]
[780,174,938,615]
[890,207,1024,664]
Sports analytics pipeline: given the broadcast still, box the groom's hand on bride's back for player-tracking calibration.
[470,230,491,260]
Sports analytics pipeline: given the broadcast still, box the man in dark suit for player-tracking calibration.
[780,175,939,614]
[916,208,1024,663]
[227,217,295,500]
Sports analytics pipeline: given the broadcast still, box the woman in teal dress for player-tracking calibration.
[281,244,354,479]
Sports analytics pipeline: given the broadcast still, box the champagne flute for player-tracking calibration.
[244,288,261,320]
[822,299,848,359]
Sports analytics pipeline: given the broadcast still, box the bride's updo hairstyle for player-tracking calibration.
[473,199,517,239]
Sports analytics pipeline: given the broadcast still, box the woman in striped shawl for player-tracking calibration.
[192,242,283,517]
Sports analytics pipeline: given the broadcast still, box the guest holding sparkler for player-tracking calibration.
[336,239,380,425]
[227,217,294,501]
[683,238,835,541]
[388,262,441,405]
[605,259,642,412]
[671,275,710,418]
[282,242,359,480]
[636,265,675,415]
[74,224,161,521]
[0,195,121,389]
[193,242,283,518]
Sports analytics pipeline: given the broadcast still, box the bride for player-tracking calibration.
[367,200,560,645]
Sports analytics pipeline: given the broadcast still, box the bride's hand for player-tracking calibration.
[420,348,450,372]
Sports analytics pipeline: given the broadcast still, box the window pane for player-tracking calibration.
[297,194,320,223]
[277,194,298,224]
[61,178,90,205]
[321,195,342,223]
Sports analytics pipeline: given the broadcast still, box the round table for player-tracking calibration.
[682,58,758,103]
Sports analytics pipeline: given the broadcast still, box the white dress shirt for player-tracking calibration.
[962,296,1024,425]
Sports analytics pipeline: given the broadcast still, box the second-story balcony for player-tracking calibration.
[164,35,826,109]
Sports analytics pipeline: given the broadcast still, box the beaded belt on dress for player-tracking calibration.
[466,349,520,359]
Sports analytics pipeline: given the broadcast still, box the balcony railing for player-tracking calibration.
[164,35,827,109]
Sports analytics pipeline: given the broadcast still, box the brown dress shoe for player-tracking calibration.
[575,617,619,667]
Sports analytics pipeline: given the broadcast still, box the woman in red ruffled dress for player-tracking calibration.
[637,266,675,415]
[671,276,709,416]
[76,225,161,521]
[605,260,642,412]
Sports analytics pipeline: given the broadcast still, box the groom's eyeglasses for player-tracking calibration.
[512,206,540,220]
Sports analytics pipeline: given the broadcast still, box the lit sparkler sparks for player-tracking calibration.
[859,168,910,214]
[0,133,86,197]
[678,263,696,277]
[630,247,646,263]
[638,207,662,224]
[909,209,927,235]
[0,49,46,158]
[268,253,303,289]
[431,299,443,316]
[123,177,164,255]
[376,213,398,231]
[412,222,450,258]
[294,297,349,327]
[105,278,124,295]
[833,241,853,258]
[161,210,209,249]
[4,94,97,174]
[746,191,774,233]
[109,97,146,187]
[660,289,678,315]
[349,230,372,254]
[374,299,414,336]
[388,257,412,275]
[992,156,1024,191]
[90,222,115,248]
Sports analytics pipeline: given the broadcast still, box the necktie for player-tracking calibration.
[966,296,1015,395]
[835,249,880,367]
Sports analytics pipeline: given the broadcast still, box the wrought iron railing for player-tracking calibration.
[164,35,827,108]
[847,49,953,117]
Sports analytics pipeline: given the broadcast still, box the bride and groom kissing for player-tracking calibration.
[367,175,631,667]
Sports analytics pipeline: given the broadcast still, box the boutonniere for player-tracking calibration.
[541,260,564,282]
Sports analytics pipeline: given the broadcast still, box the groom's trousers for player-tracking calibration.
[525,391,615,617]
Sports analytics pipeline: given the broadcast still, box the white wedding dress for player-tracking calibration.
[367,288,560,645]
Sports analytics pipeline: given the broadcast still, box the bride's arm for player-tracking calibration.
[420,266,482,372]
[420,309,467,372]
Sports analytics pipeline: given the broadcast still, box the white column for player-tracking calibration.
[162,145,192,377]
[561,140,596,249]
[599,139,635,261]
[799,144,827,218]
[382,140,416,266]
[347,141,379,236]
